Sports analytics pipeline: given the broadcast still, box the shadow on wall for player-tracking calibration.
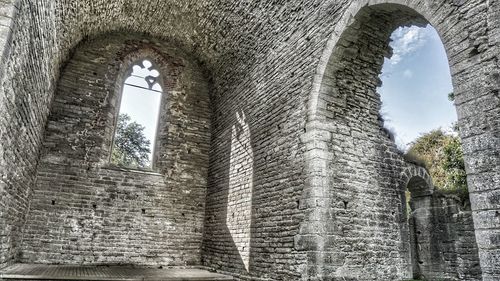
[205,106,296,277]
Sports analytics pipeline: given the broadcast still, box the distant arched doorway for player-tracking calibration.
[401,170,434,280]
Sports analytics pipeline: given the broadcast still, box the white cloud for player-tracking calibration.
[389,26,428,65]
[403,69,413,78]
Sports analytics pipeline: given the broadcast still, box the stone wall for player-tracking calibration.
[0,0,498,280]
[301,1,499,280]
[201,77,308,279]
[401,167,481,280]
[20,33,212,266]
[296,5,427,280]
[0,0,56,268]
[0,0,17,80]
[408,195,482,281]
[433,196,482,280]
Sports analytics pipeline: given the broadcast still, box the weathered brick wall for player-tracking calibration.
[0,0,497,280]
[0,0,17,80]
[465,0,500,279]
[453,208,482,280]
[301,1,499,280]
[402,168,481,281]
[201,73,309,279]
[0,0,56,269]
[296,6,419,279]
[0,0,16,267]
[200,3,355,280]
[20,33,212,265]
[435,196,482,280]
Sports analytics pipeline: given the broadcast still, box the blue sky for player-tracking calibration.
[378,25,457,150]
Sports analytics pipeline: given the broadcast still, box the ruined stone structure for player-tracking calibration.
[0,1,498,280]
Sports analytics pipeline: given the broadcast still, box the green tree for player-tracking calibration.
[111,114,151,168]
[442,136,468,194]
[405,128,468,199]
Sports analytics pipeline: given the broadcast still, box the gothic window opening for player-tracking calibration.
[111,59,163,169]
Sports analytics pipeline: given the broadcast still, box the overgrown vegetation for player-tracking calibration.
[111,114,151,169]
[404,128,468,200]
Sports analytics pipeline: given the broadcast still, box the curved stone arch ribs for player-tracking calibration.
[399,166,434,194]
[397,166,434,224]
[301,0,498,280]
[397,166,434,228]
[306,0,451,122]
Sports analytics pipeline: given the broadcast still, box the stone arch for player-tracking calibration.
[306,0,455,122]
[301,1,496,280]
[398,166,434,221]
[399,166,433,195]
[397,167,434,279]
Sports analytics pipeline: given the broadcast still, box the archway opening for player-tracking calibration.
[405,176,433,280]
[378,23,470,202]
[310,3,481,280]
[378,24,457,151]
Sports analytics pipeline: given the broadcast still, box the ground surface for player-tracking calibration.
[0,264,233,281]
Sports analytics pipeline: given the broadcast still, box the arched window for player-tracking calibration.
[111,59,163,169]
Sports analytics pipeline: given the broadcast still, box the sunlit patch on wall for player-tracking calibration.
[226,111,253,272]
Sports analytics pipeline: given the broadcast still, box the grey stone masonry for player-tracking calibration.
[400,166,481,281]
[20,33,211,266]
[0,1,498,281]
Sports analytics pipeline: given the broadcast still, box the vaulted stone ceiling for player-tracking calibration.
[16,0,348,78]
[1,1,498,279]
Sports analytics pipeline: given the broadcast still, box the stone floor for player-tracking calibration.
[0,264,233,280]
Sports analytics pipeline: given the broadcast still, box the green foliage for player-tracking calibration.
[442,136,468,197]
[111,114,151,168]
[448,91,455,102]
[405,128,468,200]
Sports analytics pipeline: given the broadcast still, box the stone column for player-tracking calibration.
[459,1,500,278]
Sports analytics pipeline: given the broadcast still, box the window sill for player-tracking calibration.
[101,164,162,176]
